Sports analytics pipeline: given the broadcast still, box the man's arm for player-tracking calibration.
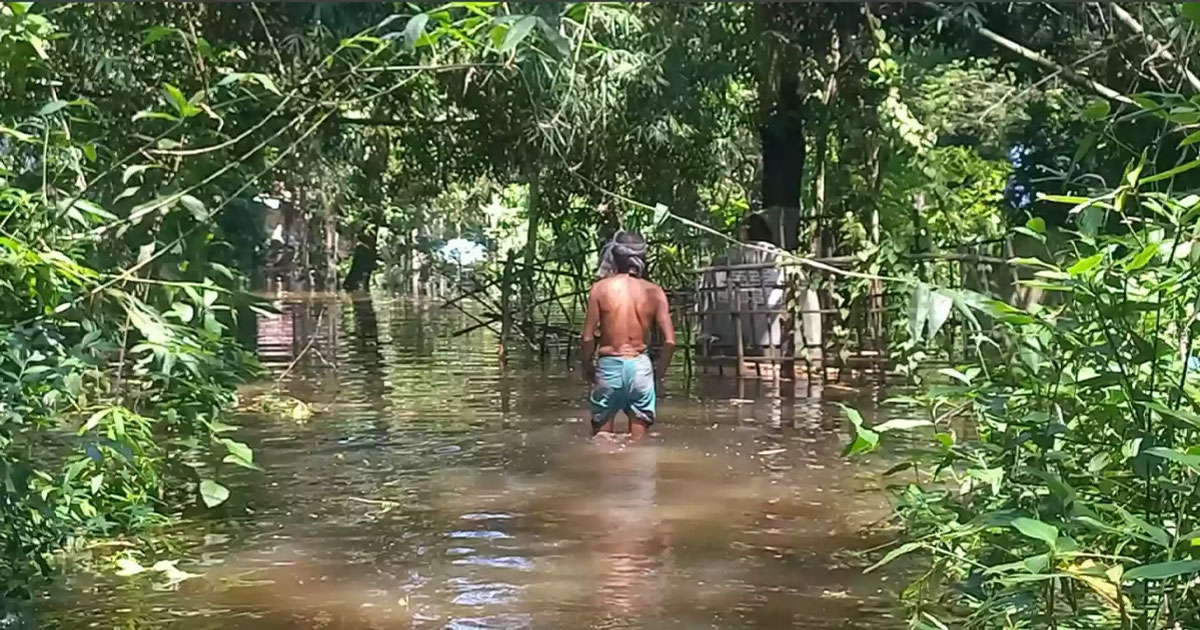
[581,285,601,379]
[654,286,676,377]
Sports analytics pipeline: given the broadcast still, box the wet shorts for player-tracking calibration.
[590,354,656,428]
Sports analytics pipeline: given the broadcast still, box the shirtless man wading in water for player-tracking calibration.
[581,231,676,441]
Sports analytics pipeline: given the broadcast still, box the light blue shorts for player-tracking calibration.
[590,354,656,428]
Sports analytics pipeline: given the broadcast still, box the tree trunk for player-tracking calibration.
[342,230,376,292]
[521,169,541,317]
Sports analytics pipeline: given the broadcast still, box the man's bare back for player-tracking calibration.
[582,233,675,439]
[584,275,672,361]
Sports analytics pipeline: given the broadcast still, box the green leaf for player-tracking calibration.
[170,302,194,324]
[1124,559,1200,581]
[1011,517,1059,548]
[221,439,261,471]
[1169,108,1200,125]
[1146,447,1200,474]
[1082,99,1111,121]
[404,13,429,48]
[142,26,179,45]
[908,283,931,342]
[873,418,934,433]
[1124,242,1158,271]
[1140,402,1200,430]
[82,143,96,162]
[865,542,922,573]
[80,407,113,434]
[535,16,571,58]
[1116,506,1171,549]
[1067,253,1104,276]
[1185,2,1200,24]
[199,479,229,508]
[926,290,953,338]
[1141,158,1200,184]
[115,557,145,576]
[122,164,160,184]
[653,203,669,227]
[937,367,972,384]
[38,100,68,116]
[180,195,208,221]
[498,15,537,53]
[132,110,178,123]
[1179,129,1200,148]
[841,404,879,456]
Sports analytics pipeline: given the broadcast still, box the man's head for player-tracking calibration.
[599,230,648,278]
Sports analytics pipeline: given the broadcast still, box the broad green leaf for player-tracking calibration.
[1082,99,1110,121]
[653,203,669,227]
[1124,242,1158,271]
[221,439,260,470]
[1067,253,1104,275]
[180,194,208,220]
[1180,129,1200,148]
[170,302,194,323]
[404,13,429,48]
[1116,506,1171,548]
[142,26,179,45]
[1140,401,1200,430]
[1011,517,1058,548]
[1124,559,1200,581]
[80,407,113,434]
[908,283,931,342]
[926,290,953,338]
[1186,2,1200,23]
[498,15,537,52]
[1145,447,1200,474]
[38,100,68,116]
[199,479,229,508]
[1026,217,1046,234]
[841,404,879,456]
[1170,106,1200,125]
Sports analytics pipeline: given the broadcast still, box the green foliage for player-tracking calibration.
[853,151,1200,627]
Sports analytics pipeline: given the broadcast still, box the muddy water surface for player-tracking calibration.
[35,295,903,629]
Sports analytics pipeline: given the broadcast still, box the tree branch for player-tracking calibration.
[1109,3,1200,93]
[924,2,1134,105]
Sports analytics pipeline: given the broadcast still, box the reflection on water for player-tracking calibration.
[33,295,902,629]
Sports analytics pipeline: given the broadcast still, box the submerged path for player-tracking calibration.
[35,295,901,629]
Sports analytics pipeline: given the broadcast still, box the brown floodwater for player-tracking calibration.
[31,294,905,629]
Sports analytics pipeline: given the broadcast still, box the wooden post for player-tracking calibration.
[500,252,514,364]
[732,279,745,378]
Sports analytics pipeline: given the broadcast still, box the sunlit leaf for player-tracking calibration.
[873,418,934,433]
[199,479,229,508]
[1067,253,1103,275]
[1125,559,1200,581]
[1082,99,1110,121]
[498,15,536,52]
[1011,517,1058,548]
[404,13,429,48]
